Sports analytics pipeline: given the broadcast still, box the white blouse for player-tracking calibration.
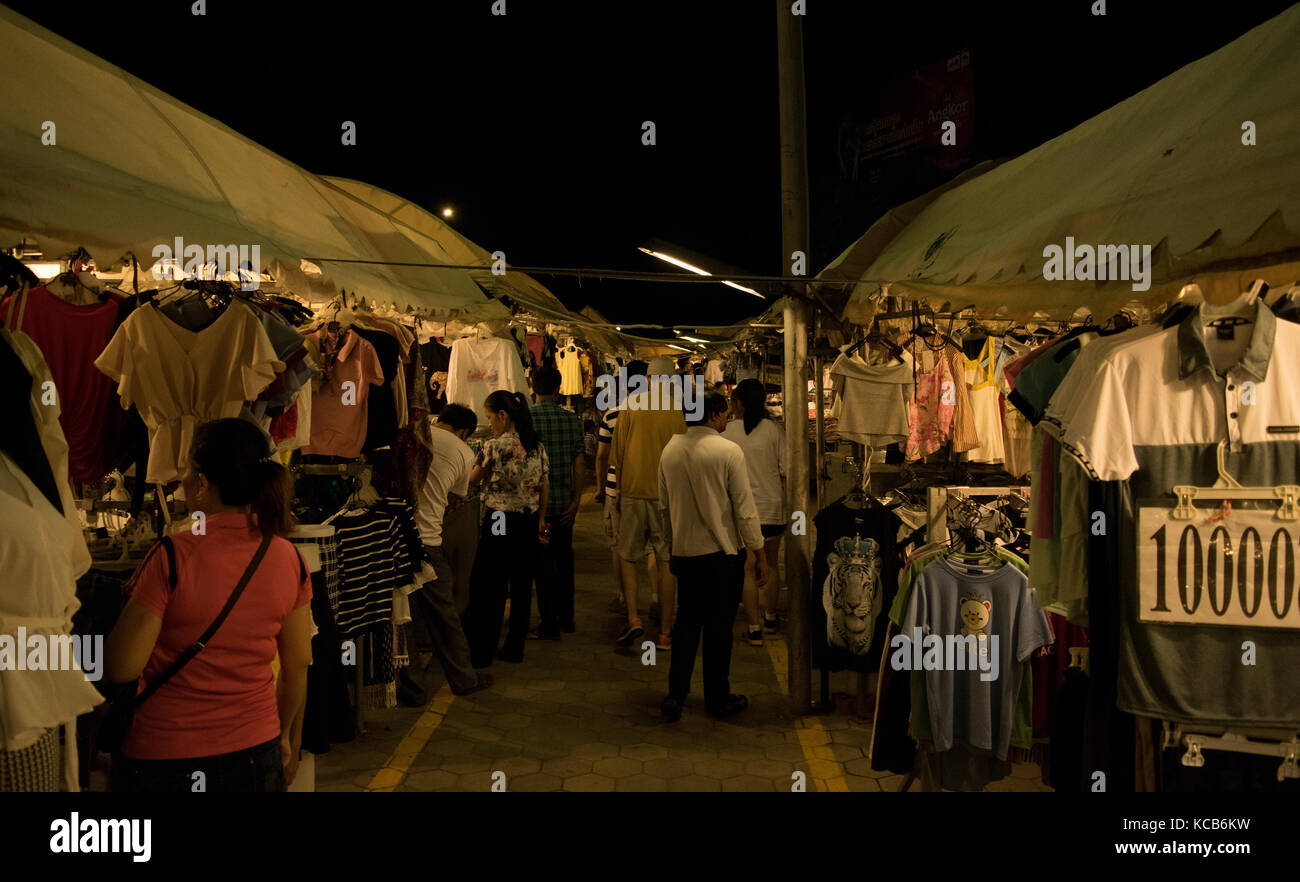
[722,417,787,525]
[95,302,283,484]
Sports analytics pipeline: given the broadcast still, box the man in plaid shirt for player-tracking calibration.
[530,367,586,638]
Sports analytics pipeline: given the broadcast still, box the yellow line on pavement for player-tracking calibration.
[365,684,455,792]
[764,634,850,793]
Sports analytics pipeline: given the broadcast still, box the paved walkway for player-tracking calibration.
[316,488,1051,793]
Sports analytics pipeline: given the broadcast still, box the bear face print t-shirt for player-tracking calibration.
[900,556,1053,760]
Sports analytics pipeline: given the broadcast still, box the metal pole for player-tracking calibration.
[777,0,812,715]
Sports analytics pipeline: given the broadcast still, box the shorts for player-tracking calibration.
[603,494,620,548]
[761,523,786,539]
[615,497,669,563]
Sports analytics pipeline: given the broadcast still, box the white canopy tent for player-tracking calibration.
[820,3,1300,320]
[0,5,504,319]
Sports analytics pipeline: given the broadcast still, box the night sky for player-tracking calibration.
[6,0,1295,328]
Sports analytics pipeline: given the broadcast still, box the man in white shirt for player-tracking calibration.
[657,390,768,721]
[410,404,492,697]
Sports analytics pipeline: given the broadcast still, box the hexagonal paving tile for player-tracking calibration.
[487,756,543,777]
[439,757,494,775]
[744,758,799,778]
[616,773,668,792]
[842,757,892,778]
[810,743,864,763]
[540,756,594,778]
[693,758,744,779]
[763,744,807,762]
[571,741,621,759]
[592,757,643,778]
[563,773,616,792]
[507,772,564,792]
[490,713,533,730]
[642,758,694,778]
[620,743,669,762]
[843,774,881,792]
[721,775,777,792]
[667,774,721,792]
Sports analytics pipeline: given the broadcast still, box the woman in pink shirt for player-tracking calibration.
[105,418,313,792]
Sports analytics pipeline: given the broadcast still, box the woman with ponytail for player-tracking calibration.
[105,418,312,791]
[463,390,549,665]
[722,378,788,645]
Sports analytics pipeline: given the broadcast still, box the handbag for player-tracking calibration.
[98,533,272,755]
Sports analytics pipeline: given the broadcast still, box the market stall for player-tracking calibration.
[791,2,1300,793]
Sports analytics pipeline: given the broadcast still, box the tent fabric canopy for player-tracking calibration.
[0,5,503,319]
[822,4,1300,319]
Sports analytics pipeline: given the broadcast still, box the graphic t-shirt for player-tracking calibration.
[811,500,903,672]
[445,336,529,426]
[900,557,1053,760]
[476,431,549,514]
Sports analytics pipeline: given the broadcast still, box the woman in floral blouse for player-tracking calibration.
[464,390,549,666]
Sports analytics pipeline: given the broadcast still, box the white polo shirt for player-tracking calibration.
[1049,302,1300,726]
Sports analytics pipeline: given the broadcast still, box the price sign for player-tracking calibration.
[1137,503,1299,629]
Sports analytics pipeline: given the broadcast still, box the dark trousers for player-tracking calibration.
[442,498,479,614]
[465,509,539,666]
[534,515,575,632]
[112,737,284,793]
[409,545,479,692]
[668,551,745,710]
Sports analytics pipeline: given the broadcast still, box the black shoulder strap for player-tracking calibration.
[132,534,272,707]
[162,536,178,592]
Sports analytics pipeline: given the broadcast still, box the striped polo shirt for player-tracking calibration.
[597,406,621,498]
[1048,301,1300,726]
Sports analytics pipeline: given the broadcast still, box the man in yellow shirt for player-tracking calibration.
[609,357,686,650]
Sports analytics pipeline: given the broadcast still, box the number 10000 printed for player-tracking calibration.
[1138,508,1299,629]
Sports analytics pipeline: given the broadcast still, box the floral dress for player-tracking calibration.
[477,431,549,514]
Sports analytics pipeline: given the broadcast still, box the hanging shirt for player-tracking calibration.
[557,346,584,396]
[1,286,126,484]
[905,343,958,461]
[1049,302,1300,727]
[811,500,903,672]
[721,417,786,525]
[900,556,1053,760]
[445,336,529,426]
[351,326,400,452]
[829,352,915,447]
[332,509,401,637]
[302,328,385,459]
[962,337,1006,464]
[95,302,282,484]
[705,359,725,385]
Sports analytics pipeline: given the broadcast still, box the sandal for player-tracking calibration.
[763,615,779,633]
[746,627,764,646]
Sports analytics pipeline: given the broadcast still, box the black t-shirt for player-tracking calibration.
[811,499,903,672]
